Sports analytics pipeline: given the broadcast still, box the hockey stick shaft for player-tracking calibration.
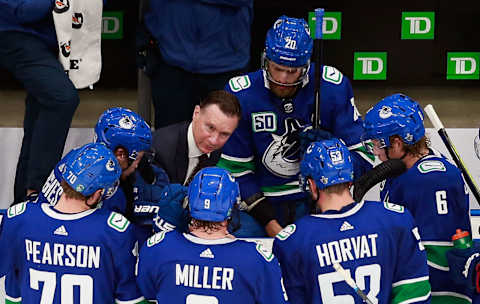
[424,104,480,204]
[313,8,324,129]
[333,263,374,304]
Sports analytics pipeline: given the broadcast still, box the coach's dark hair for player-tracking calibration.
[199,90,241,120]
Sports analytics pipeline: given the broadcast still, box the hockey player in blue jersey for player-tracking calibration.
[136,167,288,303]
[218,15,373,237]
[273,138,431,303]
[363,93,471,303]
[38,108,169,235]
[0,143,146,304]
[94,107,170,243]
[445,129,480,299]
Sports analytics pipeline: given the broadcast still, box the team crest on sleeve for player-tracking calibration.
[7,202,27,218]
[107,212,130,232]
[322,66,343,85]
[276,224,296,241]
[417,160,446,174]
[229,76,251,92]
[256,243,274,262]
[147,231,167,247]
[383,201,404,213]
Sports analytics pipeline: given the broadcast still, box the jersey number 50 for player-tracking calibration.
[318,264,380,303]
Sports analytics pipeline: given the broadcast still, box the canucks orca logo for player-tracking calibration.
[60,40,71,57]
[72,13,83,29]
[262,118,304,177]
[54,0,70,13]
[119,116,134,129]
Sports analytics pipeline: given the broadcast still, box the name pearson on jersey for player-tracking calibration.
[25,239,100,269]
[176,264,234,291]
[316,233,378,267]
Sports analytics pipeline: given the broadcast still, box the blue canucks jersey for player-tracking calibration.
[0,202,144,304]
[218,65,373,203]
[39,148,127,213]
[137,230,288,303]
[273,201,431,304]
[380,149,472,303]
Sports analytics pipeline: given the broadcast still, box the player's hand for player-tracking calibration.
[152,184,189,233]
[446,241,480,293]
[121,151,145,180]
[299,126,333,157]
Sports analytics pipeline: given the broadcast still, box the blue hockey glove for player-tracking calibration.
[299,126,333,157]
[446,241,480,293]
[152,184,189,233]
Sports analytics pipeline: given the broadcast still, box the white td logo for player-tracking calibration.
[451,57,477,74]
[405,17,431,34]
[357,57,383,74]
[323,17,337,34]
[102,17,120,34]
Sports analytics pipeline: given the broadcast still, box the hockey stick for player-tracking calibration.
[424,104,480,204]
[333,263,375,304]
[313,8,324,129]
[353,159,407,202]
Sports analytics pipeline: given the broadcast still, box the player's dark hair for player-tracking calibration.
[392,135,430,157]
[60,180,88,201]
[324,182,351,194]
[190,218,228,233]
[199,90,241,120]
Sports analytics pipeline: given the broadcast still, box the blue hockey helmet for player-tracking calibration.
[363,94,425,148]
[264,16,313,67]
[188,167,240,222]
[94,107,152,160]
[61,143,121,198]
[300,138,354,191]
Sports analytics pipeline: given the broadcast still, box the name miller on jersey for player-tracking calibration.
[176,264,234,291]
[25,239,100,269]
[316,233,378,267]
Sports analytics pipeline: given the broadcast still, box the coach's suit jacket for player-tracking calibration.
[151,121,221,184]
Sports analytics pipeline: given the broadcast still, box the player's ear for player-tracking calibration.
[192,105,201,120]
[390,136,404,152]
[86,189,103,206]
[307,178,317,193]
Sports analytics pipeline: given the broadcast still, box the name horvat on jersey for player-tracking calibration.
[25,239,100,269]
[42,171,63,205]
[176,264,234,290]
[316,234,378,267]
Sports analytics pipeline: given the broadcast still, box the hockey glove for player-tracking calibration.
[299,126,333,157]
[446,241,480,293]
[152,184,189,233]
[239,192,276,227]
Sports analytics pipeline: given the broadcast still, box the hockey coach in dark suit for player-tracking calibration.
[151,90,241,185]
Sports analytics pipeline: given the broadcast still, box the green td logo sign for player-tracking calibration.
[401,12,435,40]
[353,52,387,80]
[447,52,480,80]
[308,12,342,40]
[102,11,123,40]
